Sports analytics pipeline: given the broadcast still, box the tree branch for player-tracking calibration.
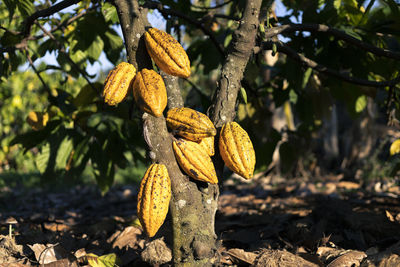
[265,23,400,61]
[25,50,57,104]
[36,22,99,94]
[262,41,400,87]
[191,0,233,10]
[23,0,82,36]
[143,1,225,57]
[210,0,263,127]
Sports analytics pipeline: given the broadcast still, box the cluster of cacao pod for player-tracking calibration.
[101,27,190,117]
[102,27,255,238]
[167,107,256,184]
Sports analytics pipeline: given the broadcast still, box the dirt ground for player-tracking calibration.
[1,174,400,266]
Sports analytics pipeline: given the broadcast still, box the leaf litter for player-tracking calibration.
[0,175,400,266]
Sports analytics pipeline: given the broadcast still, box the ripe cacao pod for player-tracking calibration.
[166,107,216,142]
[103,62,136,106]
[137,163,171,237]
[26,111,49,131]
[173,139,218,184]
[133,68,167,117]
[144,28,191,78]
[199,136,215,156]
[219,122,255,179]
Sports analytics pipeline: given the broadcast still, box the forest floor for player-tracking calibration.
[0,173,400,266]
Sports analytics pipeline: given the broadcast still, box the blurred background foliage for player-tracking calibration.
[0,0,400,192]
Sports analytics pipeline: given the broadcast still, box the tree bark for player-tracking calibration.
[210,0,263,127]
[114,0,219,265]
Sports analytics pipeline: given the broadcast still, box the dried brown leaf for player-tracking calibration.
[337,181,360,190]
[141,238,172,265]
[327,251,367,267]
[385,210,395,222]
[227,248,258,265]
[252,249,319,267]
[28,244,69,265]
[111,226,142,249]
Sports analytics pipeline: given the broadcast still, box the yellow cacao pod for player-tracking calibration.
[166,107,216,142]
[198,136,215,156]
[133,68,167,117]
[173,139,218,184]
[144,28,191,78]
[137,163,171,238]
[103,62,136,106]
[219,122,256,179]
[26,111,49,131]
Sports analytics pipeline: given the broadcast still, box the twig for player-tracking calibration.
[143,1,225,57]
[264,23,400,61]
[25,50,56,104]
[33,7,92,40]
[183,77,210,99]
[36,22,100,95]
[191,0,233,10]
[262,41,400,87]
[23,0,82,36]
[213,14,239,21]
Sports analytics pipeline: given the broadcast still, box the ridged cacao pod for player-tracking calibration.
[219,122,256,179]
[137,163,171,237]
[173,139,218,184]
[144,28,191,78]
[133,68,167,117]
[166,107,216,142]
[103,62,136,106]
[199,136,215,156]
[26,111,49,131]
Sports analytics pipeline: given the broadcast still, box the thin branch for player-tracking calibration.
[262,41,400,87]
[191,0,233,10]
[213,14,239,20]
[23,0,82,36]
[25,50,57,104]
[34,7,92,40]
[183,77,210,99]
[265,23,400,61]
[35,22,99,95]
[143,1,225,57]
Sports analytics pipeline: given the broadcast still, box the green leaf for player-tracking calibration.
[3,0,16,22]
[56,137,74,170]
[103,30,123,50]
[240,87,247,104]
[289,89,298,104]
[73,83,102,107]
[87,253,121,267]
[86,35,104,61]
[355,95,367,113]
[35,143,50,174]
[333,0,341,10]
[301,68,313,89]
[16,0,35,17]
[101,2,119,23]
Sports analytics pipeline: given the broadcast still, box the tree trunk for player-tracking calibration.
[113,0,262,265]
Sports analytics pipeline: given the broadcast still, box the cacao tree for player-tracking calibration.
[1,0,400,265]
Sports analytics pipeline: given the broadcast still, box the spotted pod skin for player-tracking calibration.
[166,107,217,142]
[137,163,171,238]
[103,62,136,106]
[219,122,256,179]
[144,28,191,78]
[198,136,215,156]
[133,69,167,117]
[173,139,218,184]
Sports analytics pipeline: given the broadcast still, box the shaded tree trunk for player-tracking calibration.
[113,0,262,265]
